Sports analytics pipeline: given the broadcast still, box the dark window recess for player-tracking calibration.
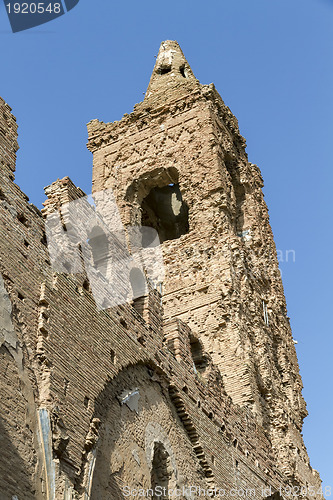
[17,213,29,227]
[158,65,171,75]
[110,349,115,363]
[179,65,187,78]
[141,184,189,243]
[120,318,128,330]
[87,226,109,276]
[151,442,172,499]
[138,335,146,347]
[40,231,48,247]
[190,337,208,374]
[83,279,90,291]
[63,379,69,397]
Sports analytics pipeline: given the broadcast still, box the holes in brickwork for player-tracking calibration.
[235,460,239,468]
[40,231,47,246]
[158,65,171,75]
[17,213,29,227]
[138,336,146,347]
[263,300,269,326]
[84,396,90,409]
[39,326,48,339]
[179,65,187,78]
[83,279,90,291]
[63,379,69,396]
[18,292,24,301]
[120,318,128,329]
[0,188,6,201]
[190,336,208,375]
[24,240,29,248]
[182,386,188,394]
[141,183,189,243]
[41,310,49,321]
[110,349,116,363]
[208,412,213,420]
[233,439,238,448]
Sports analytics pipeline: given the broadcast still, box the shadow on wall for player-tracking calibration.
[0,348,35,500]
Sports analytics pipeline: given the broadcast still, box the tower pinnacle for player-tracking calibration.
[145,40,200,104]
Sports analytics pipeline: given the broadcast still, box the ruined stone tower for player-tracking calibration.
[0,43,322,499]
[87,41,313,481]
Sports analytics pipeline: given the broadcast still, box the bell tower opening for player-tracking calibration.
[141,183,189,243]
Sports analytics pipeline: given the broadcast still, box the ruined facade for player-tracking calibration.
[0,41,322,499]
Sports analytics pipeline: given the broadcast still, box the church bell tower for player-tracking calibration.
[87,41,314,480]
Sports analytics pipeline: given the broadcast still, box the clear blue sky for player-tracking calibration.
[1,0,332,489]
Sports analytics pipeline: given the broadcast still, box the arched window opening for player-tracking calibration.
[130,267,148,316]
[179,65,187,78]
[190,337,208,375]
[141,184,189,243]
[87,226,110,277]
[130,268,147,299]
[158,65,171,75]
[151,442,172,499]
